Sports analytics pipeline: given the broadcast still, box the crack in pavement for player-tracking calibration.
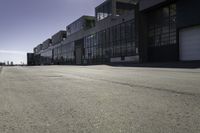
[61,72,199,97]
[101,79,199,97]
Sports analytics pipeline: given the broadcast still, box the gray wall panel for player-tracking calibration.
[140,0,166,11]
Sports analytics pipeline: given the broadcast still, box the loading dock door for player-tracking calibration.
[179,25,200,61]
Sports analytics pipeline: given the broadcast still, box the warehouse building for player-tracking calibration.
[28,0,200,65]
[31,0,138,65]
[139,0,200,62]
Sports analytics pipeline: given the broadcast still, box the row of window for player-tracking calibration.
[84,19,136,61]
[96,1,112,21]
[53,42,75,62]
[44,19,136,64]
[96,1,135,21]
[148,4,177,47]
[67,19,84,36]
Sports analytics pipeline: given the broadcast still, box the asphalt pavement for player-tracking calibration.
[0,65,200,133]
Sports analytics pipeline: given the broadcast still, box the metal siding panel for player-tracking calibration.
[180,25,200,61]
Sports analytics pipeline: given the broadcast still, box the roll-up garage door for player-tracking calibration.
[179,25,200,61]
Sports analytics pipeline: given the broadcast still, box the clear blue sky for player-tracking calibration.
[0,0,104,64]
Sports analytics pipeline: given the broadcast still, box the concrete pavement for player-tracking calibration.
[0,65,200,133]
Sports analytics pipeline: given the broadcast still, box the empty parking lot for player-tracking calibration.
[0,65,200,133]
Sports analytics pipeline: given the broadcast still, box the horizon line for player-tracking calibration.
[0,50,27,55]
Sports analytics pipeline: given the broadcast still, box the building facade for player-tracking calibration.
[30,0,138,65]
[28,0,200,65]
[139,0,200,62]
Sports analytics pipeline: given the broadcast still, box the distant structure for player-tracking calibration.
[0,62,6,66]
[27,53,35,66]
[28,0,200,66]
[1,61,14,66]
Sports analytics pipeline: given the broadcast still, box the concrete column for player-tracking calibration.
[112,0,116,16]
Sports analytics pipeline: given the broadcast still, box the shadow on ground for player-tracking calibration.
[107,61,200,69]
[27,61,200,69]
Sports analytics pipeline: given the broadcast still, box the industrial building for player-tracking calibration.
[27,0,200,66]
[139,0,200,62]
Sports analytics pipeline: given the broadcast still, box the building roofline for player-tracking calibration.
[52,30,66,37]
[66,15,95,28]
[95,0,110,10]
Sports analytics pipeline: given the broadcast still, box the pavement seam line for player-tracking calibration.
[105,80,198,97]
[61,72,199,97]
